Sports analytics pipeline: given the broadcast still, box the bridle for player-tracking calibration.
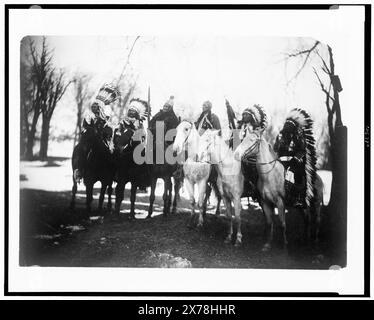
[178,120,212,164]
[242,133,278,175]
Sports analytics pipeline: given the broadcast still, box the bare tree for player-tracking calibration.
[20,61,32,157]
[72,73,93,147]
[285,40,347,264]
[39,69,73,160]
[23,37,54,160]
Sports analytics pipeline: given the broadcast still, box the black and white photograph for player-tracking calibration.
[4,4,368,296]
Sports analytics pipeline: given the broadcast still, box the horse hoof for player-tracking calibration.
[224,237,232,244]
[261,244,271,252]
[234,240,242,247]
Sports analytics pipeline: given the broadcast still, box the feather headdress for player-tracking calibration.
[128,98,151,121]
[95,84,120,105]
[243,104,268,130]
[285,108,317,208]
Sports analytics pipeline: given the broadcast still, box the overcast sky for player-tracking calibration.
[23,35,341,138]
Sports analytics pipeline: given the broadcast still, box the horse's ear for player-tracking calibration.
[211,129,220,136]
[256,127,265,136]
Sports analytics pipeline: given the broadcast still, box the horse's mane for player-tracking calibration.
[286,108,317,207]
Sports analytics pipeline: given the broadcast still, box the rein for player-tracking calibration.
[242,135,279,174]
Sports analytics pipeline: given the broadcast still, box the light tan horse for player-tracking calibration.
[234,130,324,251]
[172,120,212,228]
[198,129,245,246]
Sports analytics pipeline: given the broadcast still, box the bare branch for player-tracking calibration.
[286,40,320,84]
[316,50,331,75]
[116,36,141,85]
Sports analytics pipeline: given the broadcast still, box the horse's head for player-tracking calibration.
[234,130,262,161]
[95,122,115,154]
[173,120,194,155]
[197,129,220,163]
[113,124,135,156]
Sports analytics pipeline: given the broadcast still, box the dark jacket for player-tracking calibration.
[149,109,179,133]
[195,110,221,131]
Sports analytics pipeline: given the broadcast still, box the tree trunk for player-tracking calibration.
[39,115,51,160]
[328,125,347,266]
[20,105,29,158]
[73,102,83,147]
[25,109,40,160]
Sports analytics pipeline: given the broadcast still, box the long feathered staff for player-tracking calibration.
[225,99,237,130]
[285,108,317,209]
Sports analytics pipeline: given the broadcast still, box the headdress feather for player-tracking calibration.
[285,108,317,208]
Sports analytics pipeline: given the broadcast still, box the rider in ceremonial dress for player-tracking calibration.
[149,96,179,133]
[238,104,268,201]
[238,104,266,140]
[74,84,120,182]
[274,108,317,208]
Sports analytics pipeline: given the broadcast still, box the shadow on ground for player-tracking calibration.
[19,187,333,269]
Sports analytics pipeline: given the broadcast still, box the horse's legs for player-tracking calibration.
[261,201,274,251]
[129,183,137,219]
[171,178,180,214]
[310,203,322,243]
[277,199,288,248]
[147,178,157,218]
[234,197,242,247]
[222,196,233,244]
[85,181,94,218]
[303,207,312,244]
[114,182,125,217]
[107,183,113,212]
[202,183,212,218]
[70,177,77,210]
[211,181,221,216]
[166,177,173,215]
[162,177,172,216]
[196,180,208,227]
[315,204,322,243]
[98,181,106,214]
[184,179,196,227]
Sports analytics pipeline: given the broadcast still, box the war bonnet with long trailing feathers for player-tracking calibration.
[243,104,268,130]
[285,108,317,208]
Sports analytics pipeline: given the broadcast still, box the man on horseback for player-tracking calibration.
[149,96,179,135]
[274,108,317,208]
[195,100,221,134]
[238,104,267,139]
[74,84,120,182]
[238,104,268,202]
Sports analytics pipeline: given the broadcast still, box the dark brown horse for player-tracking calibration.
[113,120,182,219]
[71,123,115,217]
[147,111,183,218]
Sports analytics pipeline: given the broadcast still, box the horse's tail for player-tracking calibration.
[286,108,317,210]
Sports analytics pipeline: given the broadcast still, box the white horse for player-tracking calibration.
[172,120,212,228]
[198,129,245,246]
[234,130,324,251]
